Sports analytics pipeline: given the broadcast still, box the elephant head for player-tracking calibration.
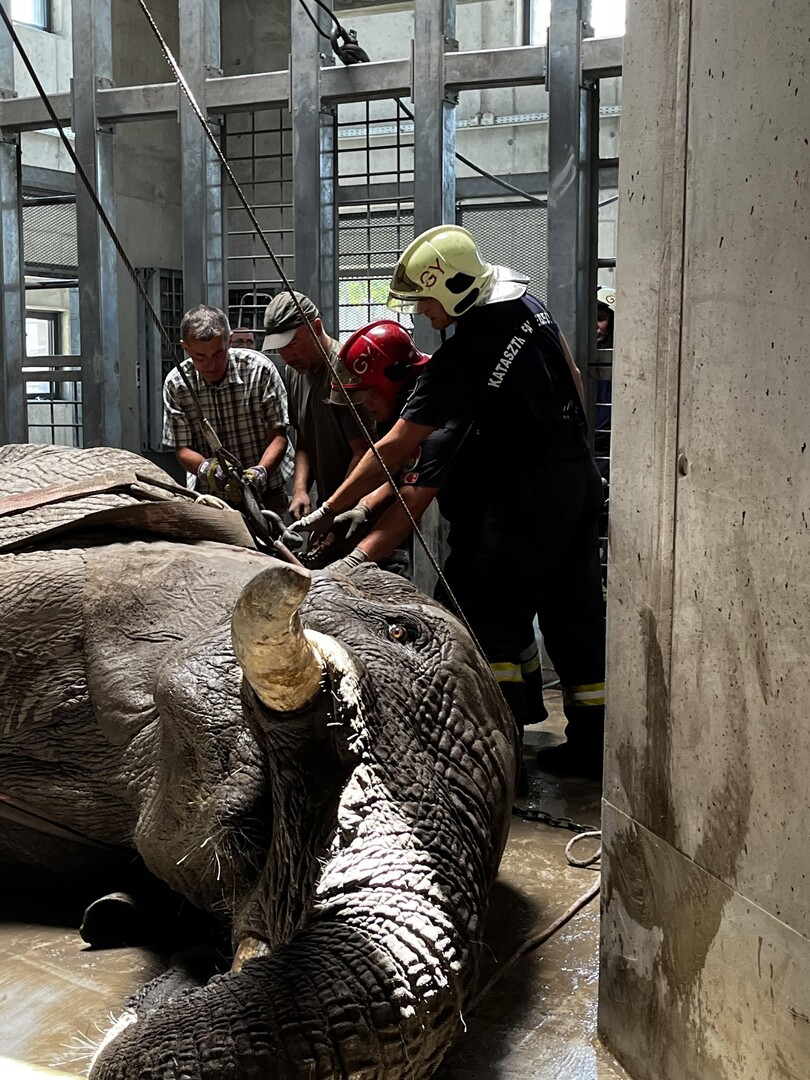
[87,557,517,1079]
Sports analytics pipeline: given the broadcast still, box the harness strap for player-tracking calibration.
[0,793,124,852]
[0,470,197,518]
[0,470,142,517]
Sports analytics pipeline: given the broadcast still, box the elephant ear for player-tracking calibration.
[232,560,328,712]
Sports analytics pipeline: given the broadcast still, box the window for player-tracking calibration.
[12,0,50,32]
[25,310,82,447]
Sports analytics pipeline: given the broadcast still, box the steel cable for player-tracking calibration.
[134,0,485,655]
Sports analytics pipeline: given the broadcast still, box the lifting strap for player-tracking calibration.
[0,471,146,517]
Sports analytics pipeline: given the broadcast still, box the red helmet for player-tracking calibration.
[329,320,429,411]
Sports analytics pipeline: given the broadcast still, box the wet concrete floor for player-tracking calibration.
[0,690,630,1079]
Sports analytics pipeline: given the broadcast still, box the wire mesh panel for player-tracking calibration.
[138,267,184,452]
[337,99,415,336]
[224,109,294,333]
[458,201,548,301]
[338,205,415,333]
[21,197,78,272]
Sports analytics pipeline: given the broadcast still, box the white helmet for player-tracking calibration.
[387,224,528,317]
[597,285,616,311]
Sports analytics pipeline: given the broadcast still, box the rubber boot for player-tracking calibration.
[536,705,604,780]
[519,641,549,725]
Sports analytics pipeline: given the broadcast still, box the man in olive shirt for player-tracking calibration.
[262,292,372,519]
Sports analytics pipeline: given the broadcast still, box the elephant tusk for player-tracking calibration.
[232,560,326,712]
[232,934,273,972]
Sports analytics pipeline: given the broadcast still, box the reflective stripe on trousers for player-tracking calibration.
[562,681,605,707]
[491,661,523,684]
[518,641,541,676]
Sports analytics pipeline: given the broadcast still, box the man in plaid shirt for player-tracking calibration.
[162,304,293,512]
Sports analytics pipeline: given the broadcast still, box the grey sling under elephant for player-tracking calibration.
[0,443,517,1080]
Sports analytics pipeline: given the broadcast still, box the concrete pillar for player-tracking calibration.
[599,0,810,1077]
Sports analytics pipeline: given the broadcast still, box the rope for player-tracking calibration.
[565,830,602,868]
[467,877,601,1010]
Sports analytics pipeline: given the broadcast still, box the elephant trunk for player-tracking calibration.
[90,873,472,1080]
[231,561,325,712]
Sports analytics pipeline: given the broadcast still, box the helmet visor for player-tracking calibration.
[328,385,370,406]
[386,292,420,313]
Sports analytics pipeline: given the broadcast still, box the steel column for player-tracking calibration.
[290,0,337,330]
[179,0,224,311]
[580,78,600,435]
[410,0,457,593]
[0,0,25,444]
[412,0,457,357]
[547,0,587,355]
[71,0,121,447]
[412,0,457,250]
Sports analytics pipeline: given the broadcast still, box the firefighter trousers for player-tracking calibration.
[439,452,606,742]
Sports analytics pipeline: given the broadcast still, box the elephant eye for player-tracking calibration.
[387,623,412,644]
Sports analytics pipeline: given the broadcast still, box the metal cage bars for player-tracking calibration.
[0,0,622,452]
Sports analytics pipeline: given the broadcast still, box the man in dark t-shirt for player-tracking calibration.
[262,291,373,519]
[291,227,605,779]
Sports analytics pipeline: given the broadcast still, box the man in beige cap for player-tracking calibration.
[263,291,372,519]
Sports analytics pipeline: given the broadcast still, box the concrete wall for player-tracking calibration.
[599,0,810,1077]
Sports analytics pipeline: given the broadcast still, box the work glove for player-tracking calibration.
[328,548,369,574]
[286,502,337,544]
[332,504,372,543]
[243,465,268,493]
[197,457,240,500]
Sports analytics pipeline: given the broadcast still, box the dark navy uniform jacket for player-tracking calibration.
[401,294,588,464]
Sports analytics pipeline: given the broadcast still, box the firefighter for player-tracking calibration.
[291,226,606,777]
[596,285,616,349]
[309,319,469,570]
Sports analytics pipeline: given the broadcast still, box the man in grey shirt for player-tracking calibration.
[263,292,373,519]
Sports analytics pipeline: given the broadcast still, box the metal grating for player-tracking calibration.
[224,108,294,333]
[337,99,415,335]
[22,198,78,271]
[156,270,184,385]
[457,201,548,302]
[591,363,612,582]
[138,266,184,452]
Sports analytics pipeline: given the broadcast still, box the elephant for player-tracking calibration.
[0,443,517,1079]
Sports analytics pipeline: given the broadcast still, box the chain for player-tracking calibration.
[511,804,594,834]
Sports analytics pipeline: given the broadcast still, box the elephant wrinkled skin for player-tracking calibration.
[0,444,517,1079]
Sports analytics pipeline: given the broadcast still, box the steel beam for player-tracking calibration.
[179,0,224,311]
[546,0,585,353]
[291,0,337,331]
[410,0,457,594]
[412,0,457,304]
[0,0,25,444]
[71,0,121,447]
[0,41,623,132]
